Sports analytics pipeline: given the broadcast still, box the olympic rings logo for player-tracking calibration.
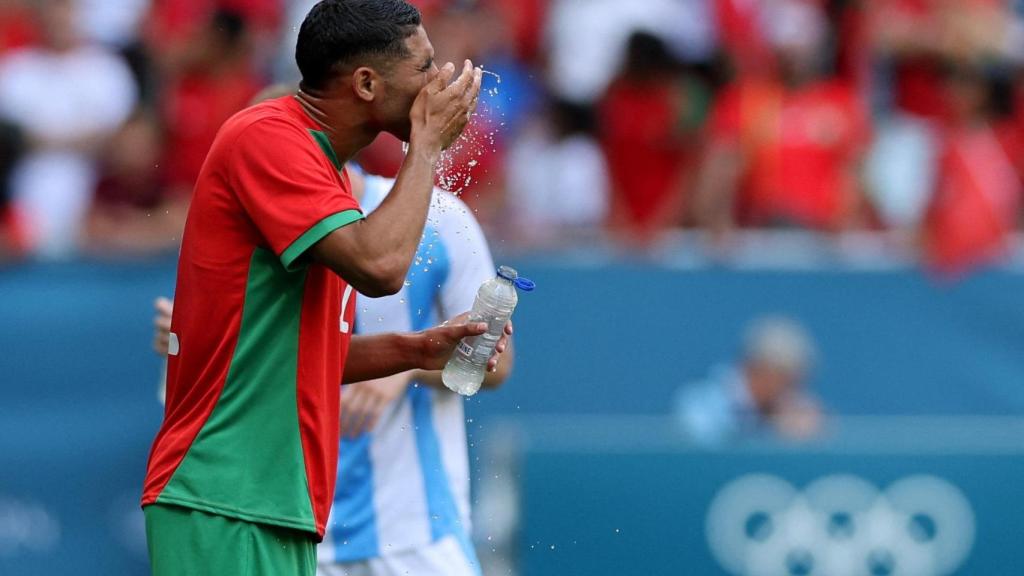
[705,474,975,576]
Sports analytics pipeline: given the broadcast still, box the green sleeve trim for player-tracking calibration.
[281,209,363,271]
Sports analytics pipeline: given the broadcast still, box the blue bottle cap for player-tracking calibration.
[514,277,535,292]
[496,265,535,292]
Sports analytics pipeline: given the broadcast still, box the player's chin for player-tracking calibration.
[385,121,413,144]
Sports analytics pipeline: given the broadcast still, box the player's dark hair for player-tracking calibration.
[296,0,422,91]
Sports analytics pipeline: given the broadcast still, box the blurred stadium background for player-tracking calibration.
[3,0,1024,574]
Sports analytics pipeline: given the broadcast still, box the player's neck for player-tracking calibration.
[294,90,377,164]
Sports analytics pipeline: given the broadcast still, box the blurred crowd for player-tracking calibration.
[0,0,1023,275]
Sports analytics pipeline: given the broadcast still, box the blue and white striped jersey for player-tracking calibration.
[317,175,495,566]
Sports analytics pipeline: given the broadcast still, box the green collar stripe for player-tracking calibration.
[309,129,342,171]
[281,209,363,271]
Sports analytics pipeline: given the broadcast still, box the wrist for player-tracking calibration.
[395,332,428,372]
[405,137,441,164]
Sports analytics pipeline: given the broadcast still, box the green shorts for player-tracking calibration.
[144,504,316,576]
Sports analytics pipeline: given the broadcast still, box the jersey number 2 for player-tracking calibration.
[340,285,354,333]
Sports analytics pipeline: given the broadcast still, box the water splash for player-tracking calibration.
[433,66,503,196]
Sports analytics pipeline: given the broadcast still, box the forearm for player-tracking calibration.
[343,332,424,384]
[310,146,438,296]
[357,144,439,267]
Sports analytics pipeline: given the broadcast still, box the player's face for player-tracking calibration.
[378,26,436,141]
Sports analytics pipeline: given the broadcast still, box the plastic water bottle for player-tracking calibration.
[442,266,534,396]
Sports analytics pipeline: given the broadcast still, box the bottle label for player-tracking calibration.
[456,340,475,358]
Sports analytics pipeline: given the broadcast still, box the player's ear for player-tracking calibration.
[351,67,377,103]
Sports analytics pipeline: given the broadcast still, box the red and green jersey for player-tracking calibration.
[142,96,362,539]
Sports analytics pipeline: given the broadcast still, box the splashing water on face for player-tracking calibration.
[433,67,503,196]
[393,68,506,285]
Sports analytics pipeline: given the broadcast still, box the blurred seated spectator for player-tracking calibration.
[503,98,609,247]
[81,111,184,256]
[693,1,871,239]
[921,61,1022,277]
[0,0,137,258]
[599,31,709,246]
[674,316,823,445]
[159,8,262,201]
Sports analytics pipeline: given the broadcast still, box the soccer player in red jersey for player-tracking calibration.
[140,2,494,574]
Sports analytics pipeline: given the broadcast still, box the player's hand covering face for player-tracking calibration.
[419,312,512,372]
[408,58,482,152]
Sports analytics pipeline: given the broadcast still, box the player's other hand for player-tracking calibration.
[417,312,513,372]
[153,297,174,356]
[339,372,411,438]
[409,59,482,154]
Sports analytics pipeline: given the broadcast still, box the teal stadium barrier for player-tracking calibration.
[1,255,1023,574]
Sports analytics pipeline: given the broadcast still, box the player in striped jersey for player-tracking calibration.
[316,171,510,576]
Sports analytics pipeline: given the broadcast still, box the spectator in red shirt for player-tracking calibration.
[922,62,1021,277]
[599,31,710,245]
[693,0,871,238]
[159,8,263,200]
